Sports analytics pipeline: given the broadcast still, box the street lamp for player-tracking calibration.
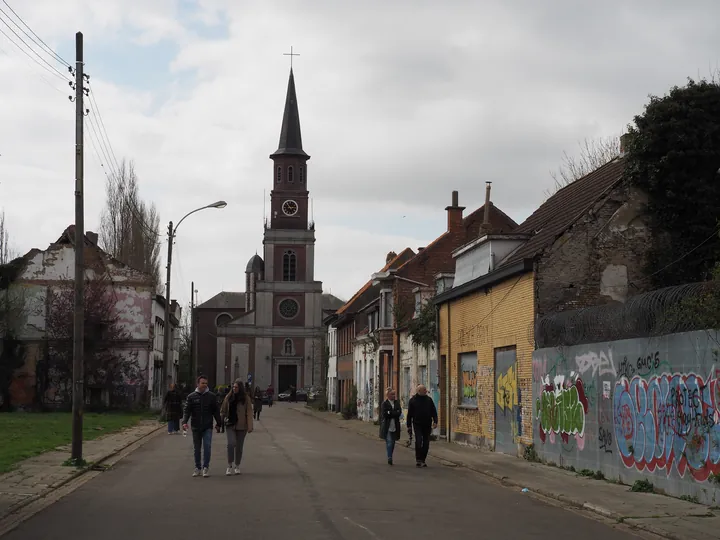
[161,201,227,388]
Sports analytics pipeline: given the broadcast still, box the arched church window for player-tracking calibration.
[277,166,281,183]
[283,339,294,355]
[288,166,294,183]
[299,167,304,183]
[283,250,297,281]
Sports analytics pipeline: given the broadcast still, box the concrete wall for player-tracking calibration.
[438,272,535,453]
[532,329,720,505]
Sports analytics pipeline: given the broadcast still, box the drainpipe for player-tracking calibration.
[446,302,452,443]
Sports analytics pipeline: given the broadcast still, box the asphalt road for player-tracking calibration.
[5,404,646,540]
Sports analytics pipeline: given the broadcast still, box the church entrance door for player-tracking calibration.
[278,364,298,394]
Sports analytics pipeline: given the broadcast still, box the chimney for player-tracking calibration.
[445,190,465,233]
[385,251,397,264]
[417,247,425,252]
[482,182,492,226]
[619,133,631,156]
[86,231,98,245]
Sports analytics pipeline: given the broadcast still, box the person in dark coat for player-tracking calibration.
[182,375,222,477]
[253,386,264,420]
[406,384,438,468]
[379,387,402,465]
[163,383,183,434]
[290,385,297,402]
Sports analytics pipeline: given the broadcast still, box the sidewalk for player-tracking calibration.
[0,420,162,524]
[296,406,720,540]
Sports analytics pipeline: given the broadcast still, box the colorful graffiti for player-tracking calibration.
[614,371,720,482]
[536,374,589,446]
[460,352,478,407]
[496,365,518,412]
[462,371,477,399]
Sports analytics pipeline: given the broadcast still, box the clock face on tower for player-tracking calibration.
[282,200,298,216]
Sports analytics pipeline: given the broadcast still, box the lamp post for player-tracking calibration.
[161,201,227,389]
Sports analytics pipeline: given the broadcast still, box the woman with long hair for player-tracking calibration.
[220,379,254,476]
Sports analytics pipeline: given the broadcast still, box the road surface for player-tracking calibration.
[5,404,649,539]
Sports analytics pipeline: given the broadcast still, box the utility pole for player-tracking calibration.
[193,287,198,376]
[71,31,85,462]
[161,221,174,390]
[189,280,194,383]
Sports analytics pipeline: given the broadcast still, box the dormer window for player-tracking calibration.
[288,166,294,183]
[299,167,304,183]
[276,166,281,183]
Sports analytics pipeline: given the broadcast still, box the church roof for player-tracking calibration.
[322,293,345,312]
[197,292,246,310]
[270,68,309,159]
[246,254,264,274]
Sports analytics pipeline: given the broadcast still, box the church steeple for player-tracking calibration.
[270,68,310,159]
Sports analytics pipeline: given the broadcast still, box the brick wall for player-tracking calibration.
[535,183,652,318]
[438,272,535,453]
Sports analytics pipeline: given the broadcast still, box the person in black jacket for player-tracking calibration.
[162,383,183,434]
[379,387,402,465]
[406,384,438,468]
[182,375,222,477]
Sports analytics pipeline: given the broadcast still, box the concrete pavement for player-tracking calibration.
[3,403,656,540]
[297,406,720,540]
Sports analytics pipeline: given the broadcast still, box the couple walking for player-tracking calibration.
[182,376,254,477]
[380,384,438,467]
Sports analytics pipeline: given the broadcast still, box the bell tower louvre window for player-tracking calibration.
[277,166,282,183]
[288,166,294,183]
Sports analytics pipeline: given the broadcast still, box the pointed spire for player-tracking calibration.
[270,68,310,159]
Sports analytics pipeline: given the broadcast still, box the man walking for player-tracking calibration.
[182,375,222,477]
[406,384,438,468]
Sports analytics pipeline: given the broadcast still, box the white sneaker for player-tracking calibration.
[234,466,241,475]
[192,468,200,477]
[202,467,209,477]
[226,467,233,476]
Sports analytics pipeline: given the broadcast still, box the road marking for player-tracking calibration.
[344,516,382,539]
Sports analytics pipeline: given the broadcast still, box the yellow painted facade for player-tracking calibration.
[437,271,535,453]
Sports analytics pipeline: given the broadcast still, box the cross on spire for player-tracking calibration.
[283,46,300,69]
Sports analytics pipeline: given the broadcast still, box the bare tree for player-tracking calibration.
[547,135,621,196]
[99,160,162,291]
[0,210,18,265]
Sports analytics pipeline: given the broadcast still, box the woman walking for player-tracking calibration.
[220,379,254,476]
[253,386,264,420]
[162,383,183,434]
[379,387,402,465]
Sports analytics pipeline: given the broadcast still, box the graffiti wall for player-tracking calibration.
[533,330,720,504]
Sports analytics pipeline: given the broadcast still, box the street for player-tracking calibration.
[5,404,647,540]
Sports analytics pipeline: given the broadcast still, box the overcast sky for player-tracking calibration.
[1,0,719,308]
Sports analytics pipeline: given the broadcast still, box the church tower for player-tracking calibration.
[259,67,324,392]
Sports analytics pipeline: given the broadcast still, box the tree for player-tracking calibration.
[407,300,437,351]
[547,136,621,195]
[0,209,18,265]
[177,305,192,386]
[99,160,162,292]
[624,78,720,288]
[0,256,27,411]
[40,272,142,408]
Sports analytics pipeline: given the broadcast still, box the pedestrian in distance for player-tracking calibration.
[253,386,263,420]
[379,387,402,465]
[162,382,183,434]
[217,387,229,433]
[220,379,254,476]
[406,384,438,468]
[182,375,222,477]
[266,384,274,407]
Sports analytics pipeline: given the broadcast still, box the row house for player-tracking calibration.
[150,295,181,408]
[434,141,654,456]
[1,226,179,410]
[371,189,517,435]
[327,249,414,417]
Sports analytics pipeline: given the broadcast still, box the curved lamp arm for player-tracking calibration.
[173,200,227,235]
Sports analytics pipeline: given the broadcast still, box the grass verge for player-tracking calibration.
[0,411,154,473]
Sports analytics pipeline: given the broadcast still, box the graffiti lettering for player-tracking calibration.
[618,356,635,379]
[575,350,617,378]
[614,372,720,482]
[598,426,613,454]
[496,365,518,412]
[462,370,477,399]
[536,375,589,446]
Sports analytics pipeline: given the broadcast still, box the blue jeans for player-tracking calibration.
[385,431,396,459]
[167,419,180,433]
[192,428,213,469]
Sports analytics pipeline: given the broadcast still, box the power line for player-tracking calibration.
[87,83,121,173]
[0,22,70,83]
[0,11,70,81]
[0,1,70,67]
